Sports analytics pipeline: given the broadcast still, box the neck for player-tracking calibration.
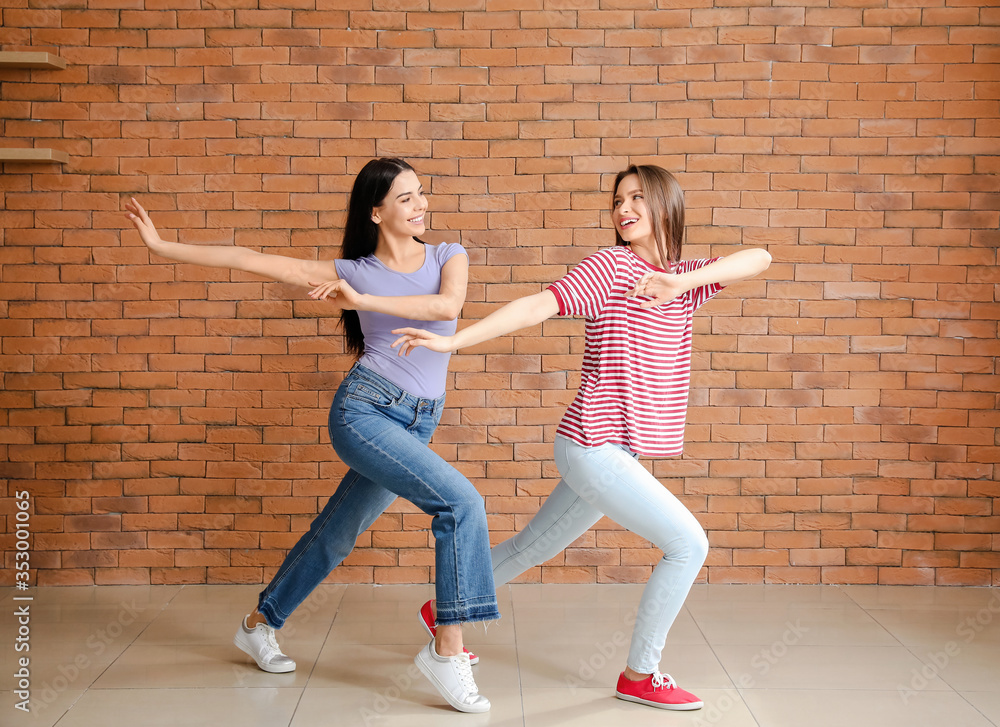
[374,233,421,264]
[627,238,664,269]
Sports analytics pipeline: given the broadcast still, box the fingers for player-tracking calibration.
[389,331,420,349]
[390,335,421,356]
[124,198,152,228]
[390,329,434,356]
[307,280,340,300]
[126,197,148,222]
[627,272,652,298]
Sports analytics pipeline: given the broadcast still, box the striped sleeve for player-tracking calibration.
[547,248,619,319]
[680,257,724,311]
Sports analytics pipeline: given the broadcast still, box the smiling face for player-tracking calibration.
[371,169,427,240]
[610,165,686,270]
[612,174,654,247]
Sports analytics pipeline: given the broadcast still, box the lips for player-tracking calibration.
[619,218,638,228]
[408,215,425,225]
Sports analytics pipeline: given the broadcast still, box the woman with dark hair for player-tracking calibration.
[393,164,772,711]
[125,158,497,713]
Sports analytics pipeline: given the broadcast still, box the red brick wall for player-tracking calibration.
[1,0,998,588]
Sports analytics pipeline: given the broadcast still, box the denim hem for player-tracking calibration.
[257,597,289,630]
[434,596,501,626]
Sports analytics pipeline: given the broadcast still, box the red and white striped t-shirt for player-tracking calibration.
[547,246,722,458]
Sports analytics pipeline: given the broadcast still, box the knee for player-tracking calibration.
[690,528,710,565]
[662,523,709,566]
[449,494,489,528]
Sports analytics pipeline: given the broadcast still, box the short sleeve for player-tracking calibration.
[547,248,619,319]
[678,257,724,311]
[334,258,355,285]
[431,242,468,269]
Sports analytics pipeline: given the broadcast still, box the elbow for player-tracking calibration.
[433,300,463,321]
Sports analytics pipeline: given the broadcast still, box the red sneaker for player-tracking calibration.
[615,671,703,710]
[419,600,480,666]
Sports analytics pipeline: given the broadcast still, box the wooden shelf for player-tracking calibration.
[0,52,67,70]
[0,148,69,163]
[0,52,69,166]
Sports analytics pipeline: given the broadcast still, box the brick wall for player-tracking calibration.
[1,0,997,588]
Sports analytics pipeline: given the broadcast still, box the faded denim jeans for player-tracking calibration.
[259,363,499,628]
[491,436,708,673]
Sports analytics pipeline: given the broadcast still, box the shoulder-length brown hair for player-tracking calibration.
[611,165,685,269]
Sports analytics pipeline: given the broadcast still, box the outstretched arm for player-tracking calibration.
[628,248,772,308]
[125,198,338,287]
[392,289,560,355]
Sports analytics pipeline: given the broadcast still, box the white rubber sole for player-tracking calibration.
[414,649,490,714]
[616,691,703,710]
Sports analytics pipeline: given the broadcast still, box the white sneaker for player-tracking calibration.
[415,641,490,713]
[233,615,296,673]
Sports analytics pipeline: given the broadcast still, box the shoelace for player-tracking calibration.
[261,624,282,658]
[451,654,479,697]
[650,672,677,691]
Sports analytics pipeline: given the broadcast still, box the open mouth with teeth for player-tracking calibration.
[619,218,638,229]
[408,215,425,225]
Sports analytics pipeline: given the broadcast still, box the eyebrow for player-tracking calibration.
[396,186,423,199]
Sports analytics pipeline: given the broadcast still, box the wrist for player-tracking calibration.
[356,292,372,311]
[146,238,169,256]
[673,270,700,295]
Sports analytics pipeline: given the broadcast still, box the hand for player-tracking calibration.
[308,279,365,311]
[626,270,689,308]
[124,197,166,253]
[390,328,457,356]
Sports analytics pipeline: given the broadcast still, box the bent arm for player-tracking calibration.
[360,253,469,321]
[450,289,560,351]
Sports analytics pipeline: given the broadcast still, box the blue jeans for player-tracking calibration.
[258,363,499,627]
[491,437,708,674]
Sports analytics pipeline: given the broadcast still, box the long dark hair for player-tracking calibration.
[340,157,418,357]
[612,165,685,269]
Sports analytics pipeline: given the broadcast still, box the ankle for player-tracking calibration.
[623,666,651,681]
[246,609,268,629]
[435,623,463,657]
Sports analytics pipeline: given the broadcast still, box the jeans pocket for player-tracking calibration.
[344,380,395,408]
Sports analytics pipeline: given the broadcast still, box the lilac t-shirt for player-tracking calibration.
[334,242,466,399]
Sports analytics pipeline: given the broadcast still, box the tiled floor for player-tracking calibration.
[2,583,999,726]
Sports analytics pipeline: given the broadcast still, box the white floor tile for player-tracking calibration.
[741,688,996,727]
[5,583,999,727]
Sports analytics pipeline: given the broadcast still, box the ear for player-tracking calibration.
[370,209,381,225]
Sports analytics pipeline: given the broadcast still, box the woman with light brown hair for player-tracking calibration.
[394,164,772,710]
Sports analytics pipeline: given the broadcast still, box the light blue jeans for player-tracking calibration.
[492,436,708,674]
[258,363,499,627]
